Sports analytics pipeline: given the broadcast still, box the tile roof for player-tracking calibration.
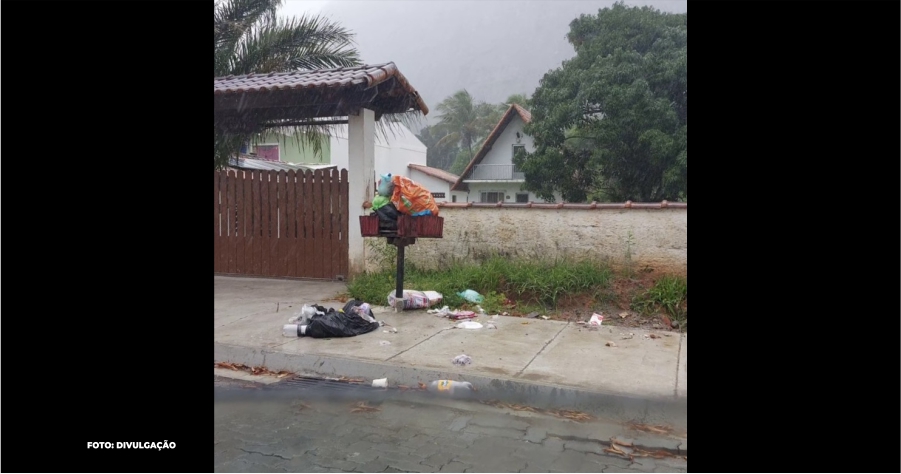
[451,104,532,192]
[408,164,460,184]
[228,156,337,173]
[214,62,428,115]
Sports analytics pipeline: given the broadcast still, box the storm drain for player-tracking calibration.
[280,375,377,393]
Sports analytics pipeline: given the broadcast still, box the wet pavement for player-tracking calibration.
[214,376,687,473]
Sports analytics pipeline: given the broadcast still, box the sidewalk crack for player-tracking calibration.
[385,328,450,362]
[673,333,684,398]
[515,322,568,376]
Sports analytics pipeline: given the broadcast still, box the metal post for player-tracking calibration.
[395,242,405,299]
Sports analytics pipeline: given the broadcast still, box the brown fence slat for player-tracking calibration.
[339,169,349,277]
[312,169,325,279]
[236,170,247,273]
[285,170,297,277]
[277,170,288,277]
[294,170,305,277]
[220,170,229,273]
[214,171,220,273]
[227,171,237,273]
[243,171,253,274]
[260,170,271,276]
[328,169,340,279]
[301,170,314,279]
[268,170,279,277]
[251,171,261,275]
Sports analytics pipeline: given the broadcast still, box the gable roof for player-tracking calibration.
[408,164,459,184]
[451,104,532,192]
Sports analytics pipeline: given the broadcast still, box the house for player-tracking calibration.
[227,154,337,173]
[406,164,463,202]
[451,104,562,203]
[245,122,429,177]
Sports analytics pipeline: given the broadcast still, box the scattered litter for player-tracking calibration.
[456,321,483,329]
[476,306,485,314]
[621,332,635,340]
[382,328,398,334]
[371,378,388,388]
[378,340,392,346]
[282,324,300,337]
[540,315,550,320]
[521,322,530,325]
[388,290,443,310]
[501,312,509,316]
[457,289,484,303]
[427,380,475,395]
[606,341,617,347]
[492,315,499,319]
[452,354,473,366]
[214,362,293,378]
[649,334,659,339]
[619,311,630,319]
[486,323,498,330]
[527,312,540,319]
[448,310,476,320]
[589,313,604,326]
[428,306,451,314]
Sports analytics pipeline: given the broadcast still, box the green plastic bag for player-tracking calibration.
[371,195,391,211]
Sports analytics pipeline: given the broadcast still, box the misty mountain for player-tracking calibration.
[317,0,686,127]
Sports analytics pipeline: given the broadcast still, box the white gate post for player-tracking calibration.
[347,108,376,277]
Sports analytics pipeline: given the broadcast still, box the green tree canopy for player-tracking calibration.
[214,0,361,168]
[515,3,686,202]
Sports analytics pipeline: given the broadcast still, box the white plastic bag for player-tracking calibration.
[388,290,443,310]
[589,313,604,326]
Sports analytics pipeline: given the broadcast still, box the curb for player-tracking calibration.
[214,342,687,426]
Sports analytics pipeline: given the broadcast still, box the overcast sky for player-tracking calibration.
[279,0,687,126]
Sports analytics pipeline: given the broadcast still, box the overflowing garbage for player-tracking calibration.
[368,173,440,234]
[282,299,379,338]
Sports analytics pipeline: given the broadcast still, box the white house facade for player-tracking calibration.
[451,104,562,203]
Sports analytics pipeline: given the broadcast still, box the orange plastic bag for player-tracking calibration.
[391,175,440,216]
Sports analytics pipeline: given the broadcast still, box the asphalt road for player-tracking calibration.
[214,376,686,473]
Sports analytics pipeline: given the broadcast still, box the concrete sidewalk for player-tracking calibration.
[214,276,687,424]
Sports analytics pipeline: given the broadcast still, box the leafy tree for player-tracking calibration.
[516,3,686,202]
[214,0,361,168]
[503,93,532,108]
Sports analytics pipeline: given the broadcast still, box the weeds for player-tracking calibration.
[631,276,687,326]
[348,256,614,310]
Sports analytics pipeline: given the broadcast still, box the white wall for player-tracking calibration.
[408,169,452,202]
[481,114,535,166]
[329,123,427,178]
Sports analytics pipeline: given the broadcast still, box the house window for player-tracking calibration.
[512,144,526,159]
[254,144,280,162]
[480,191,504,203]
[452,195,457,203]
[516,193,529,203]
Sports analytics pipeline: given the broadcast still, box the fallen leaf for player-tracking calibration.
[649,334,659,339]
[277,372,292,378]
[619,312,630,319]
[606,341,616,347]
[611,438,634,447]
[350,401,381,413]
[661,315,673,329]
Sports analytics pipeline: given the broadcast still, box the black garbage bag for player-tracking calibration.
[304,308,379,338]
[343,299,375,319]
[375,203,399,231]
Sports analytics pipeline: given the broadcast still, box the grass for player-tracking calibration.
[348,256,614,313]
[631,275,687,327]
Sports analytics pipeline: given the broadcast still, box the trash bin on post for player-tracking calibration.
[360,214,444,311]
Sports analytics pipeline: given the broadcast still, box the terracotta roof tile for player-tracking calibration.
[408,164,459,184]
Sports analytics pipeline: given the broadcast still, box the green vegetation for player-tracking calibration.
[348,256,613,312]
[631,275,687,326]
[518,2,687,202]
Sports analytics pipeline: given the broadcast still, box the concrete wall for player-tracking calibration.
[364,206,687,275]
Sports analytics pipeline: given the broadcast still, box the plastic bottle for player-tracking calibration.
[282,324,299,337]
[426,380,474,395]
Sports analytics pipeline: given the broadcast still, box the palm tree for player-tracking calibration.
[434,90,501,164]
[214,0,361,168]
[503,93,531,108]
